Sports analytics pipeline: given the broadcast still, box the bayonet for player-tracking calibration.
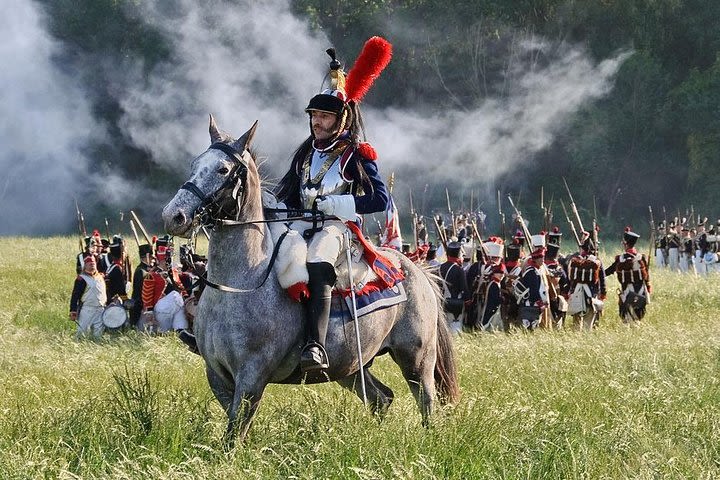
[445,188,457,238]
[562,176,585,233]
[560,198,581,246]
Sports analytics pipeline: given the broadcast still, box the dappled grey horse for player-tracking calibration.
[162,117,459,443]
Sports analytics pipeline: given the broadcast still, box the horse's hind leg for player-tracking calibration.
[393,347,436,427]
[337,368,394,421]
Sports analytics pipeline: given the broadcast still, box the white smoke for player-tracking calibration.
[1,0,630,234]
[0,0,103,235]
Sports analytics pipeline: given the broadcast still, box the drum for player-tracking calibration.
[102,304,127,329]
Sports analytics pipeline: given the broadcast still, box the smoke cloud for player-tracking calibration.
[0,0,629,235]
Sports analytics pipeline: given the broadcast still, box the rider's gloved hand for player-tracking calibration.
[316,195,357,222]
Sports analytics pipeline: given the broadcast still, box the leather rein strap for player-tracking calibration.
[202,229,289,293]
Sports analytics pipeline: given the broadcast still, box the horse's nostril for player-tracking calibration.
[173,212,186,225]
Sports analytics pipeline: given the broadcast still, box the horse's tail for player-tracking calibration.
[420,266,460,405]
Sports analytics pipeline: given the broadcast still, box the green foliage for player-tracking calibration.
[2,236,720,478]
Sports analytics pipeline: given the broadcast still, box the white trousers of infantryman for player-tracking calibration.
[668,248,679,272]
[445,311,464,335]
[655,249,666,268]
[77,305,104,339]
[695,250,707,276]
[679,254,689,273]
[153,290,188,333]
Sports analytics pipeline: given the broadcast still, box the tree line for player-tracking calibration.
[39,0,720,234]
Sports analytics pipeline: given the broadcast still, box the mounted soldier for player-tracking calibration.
[274,38,392,373]
[605,227,652,324]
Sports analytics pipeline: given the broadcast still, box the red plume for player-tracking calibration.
[345,36,393,103]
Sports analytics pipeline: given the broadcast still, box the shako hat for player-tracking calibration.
[446,241,462,258]
[623,226,640,248]
[139,243,153,257]
[545,243,560,260]
[547,226,562,245]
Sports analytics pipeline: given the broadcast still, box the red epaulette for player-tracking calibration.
[357,142,377,161]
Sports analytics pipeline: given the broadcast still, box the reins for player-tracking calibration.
[182,142,335,294]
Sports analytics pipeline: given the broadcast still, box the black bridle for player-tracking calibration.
[180,142,252,226]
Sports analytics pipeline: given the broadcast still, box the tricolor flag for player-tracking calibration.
[380,195,403,250]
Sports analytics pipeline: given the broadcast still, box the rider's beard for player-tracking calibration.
[312,124,338,142]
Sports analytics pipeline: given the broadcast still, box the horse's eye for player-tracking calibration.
[217,166,230,175]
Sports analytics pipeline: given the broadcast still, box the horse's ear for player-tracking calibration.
[209,114,224,143]
[232,120,259,153]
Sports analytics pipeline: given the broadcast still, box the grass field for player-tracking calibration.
[1,236,719,479]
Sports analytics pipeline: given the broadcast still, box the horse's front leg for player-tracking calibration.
[223,374,268,449]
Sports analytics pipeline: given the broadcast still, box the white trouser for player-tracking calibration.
[291,219,349,265]
[154,290,188,332]
[655,249,666,268]
[77,305,104,339]
[668,248,679,271]
[679,255,689,273]
[445,312,464,335]
[695,251,707,275]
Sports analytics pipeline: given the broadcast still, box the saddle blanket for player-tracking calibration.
[331,281,407,320]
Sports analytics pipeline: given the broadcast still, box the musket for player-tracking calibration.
[507,195,533,246]
[470,220,489,264]
[104,217,111,241]
[690,205,695,228]
[432,214,448,250]
[445,188,457,238]
[592,195,599,251]
[648,206,656,271]
[74,198,86,254]
[130,210,153,246]
[128,219,141,248]
[560,198,581,246]
[409,189,418,250]
[497,190,506,244]
[562,176,585,234]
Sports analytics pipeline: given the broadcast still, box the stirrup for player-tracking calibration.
[300,343,329,371]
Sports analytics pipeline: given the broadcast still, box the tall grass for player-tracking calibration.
[0,236,718,479]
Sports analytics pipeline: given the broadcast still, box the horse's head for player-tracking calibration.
[162,115,262,237]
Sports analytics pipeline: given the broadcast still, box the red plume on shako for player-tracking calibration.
[305,36,393,156]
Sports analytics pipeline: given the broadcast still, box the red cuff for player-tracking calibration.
[287,282,310,303]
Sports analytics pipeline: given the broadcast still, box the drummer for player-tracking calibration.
[105,239,129,304]
[70,255,107,339]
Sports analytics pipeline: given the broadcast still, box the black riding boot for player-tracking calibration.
[300,262,336,372]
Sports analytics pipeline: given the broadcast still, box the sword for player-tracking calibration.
[344,229,367,406]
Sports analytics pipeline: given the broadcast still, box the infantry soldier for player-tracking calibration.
[605,227,652,323]
[667,220,681,272]
[695,219,709,276]
[105,237,129,304]
[655,222,667,268]
[544,242,569,328]
[514,242,548,331]
[439,241,471,334]
[69,255,107,339]
[566,233,606,330]
[425,243,440,269]
[475,238,506,331]
[129,242,154,327]
[680,225,693,274]
[274,37,392,372]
